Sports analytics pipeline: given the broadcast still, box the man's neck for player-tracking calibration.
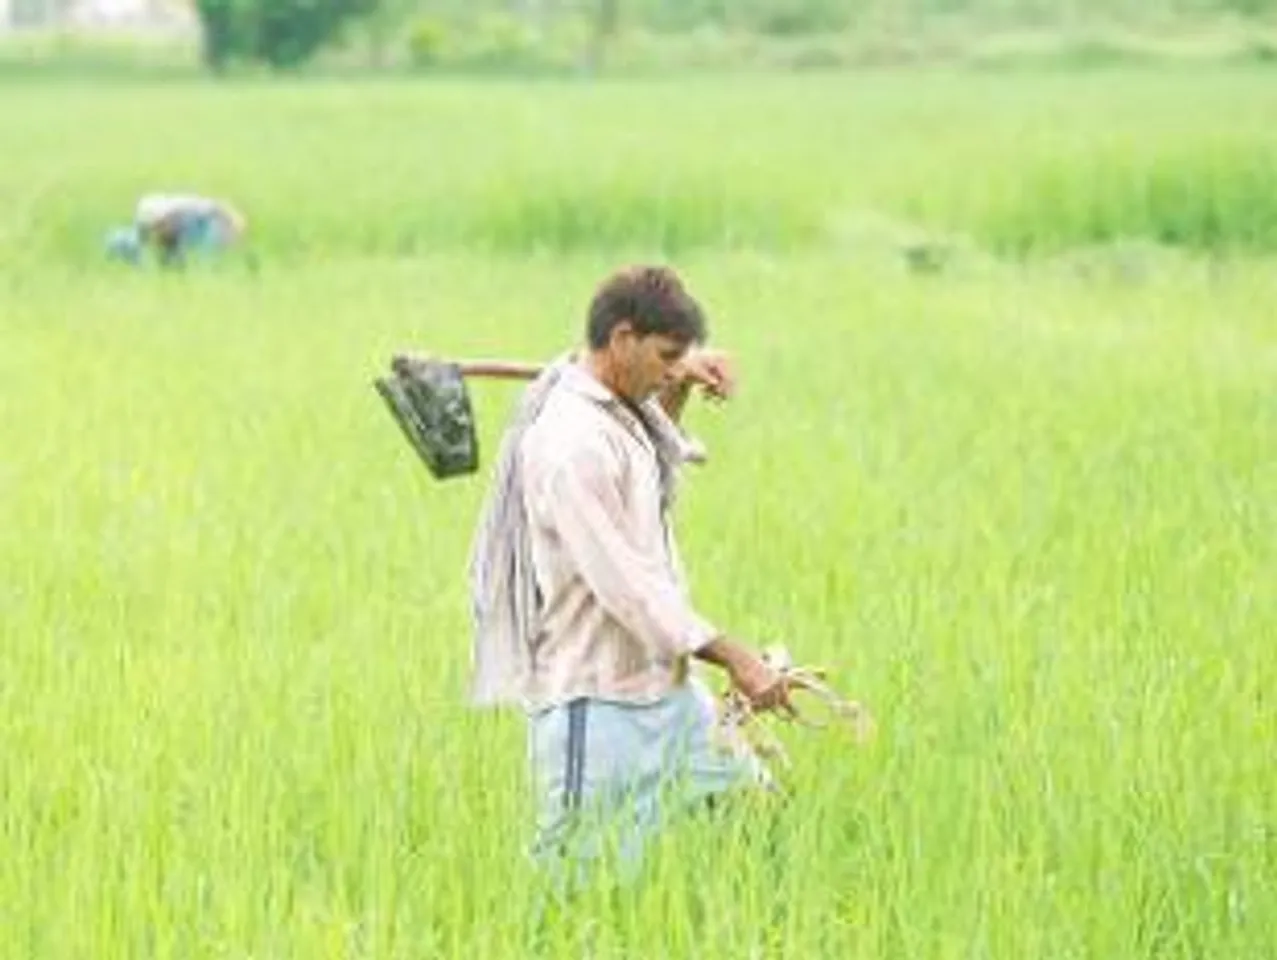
[580,350,625,400]
[579,351,649,421]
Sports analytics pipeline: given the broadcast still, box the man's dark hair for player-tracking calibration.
[586,265,708,349]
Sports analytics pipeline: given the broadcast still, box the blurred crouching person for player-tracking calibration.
[105,193,248,268]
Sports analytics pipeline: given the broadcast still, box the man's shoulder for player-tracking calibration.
[534,380,615,432]
[521,386,618,472]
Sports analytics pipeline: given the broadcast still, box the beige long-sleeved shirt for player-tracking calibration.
[518,363,719,709]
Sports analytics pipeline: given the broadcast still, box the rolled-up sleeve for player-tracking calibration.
[540,439,718,661]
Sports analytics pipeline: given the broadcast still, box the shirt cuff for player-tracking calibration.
[680,616,721,656]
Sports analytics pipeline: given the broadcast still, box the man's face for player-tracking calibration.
[610,323,689,402]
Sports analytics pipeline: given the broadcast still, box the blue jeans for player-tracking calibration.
[526,681,767,894]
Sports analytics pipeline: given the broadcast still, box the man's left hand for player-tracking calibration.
[674,348,737,402]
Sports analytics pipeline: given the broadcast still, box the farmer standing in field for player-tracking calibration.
[467,264,795,890]
[104,192,248,268]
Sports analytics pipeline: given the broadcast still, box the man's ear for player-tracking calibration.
[608,320,636,350]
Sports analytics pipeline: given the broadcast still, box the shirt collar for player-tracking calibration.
[557,358,618,408]
[556,357,657,448]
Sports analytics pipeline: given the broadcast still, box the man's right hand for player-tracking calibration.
[696,636,796,716]
[728,651,797,717]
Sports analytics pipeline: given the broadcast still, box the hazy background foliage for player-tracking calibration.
[4,0,1277,75]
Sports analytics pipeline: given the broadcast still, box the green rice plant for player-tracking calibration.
[470,170,823,254]
[968,139,1277,255]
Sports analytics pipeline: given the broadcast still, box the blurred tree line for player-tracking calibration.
[190,0,1277,72]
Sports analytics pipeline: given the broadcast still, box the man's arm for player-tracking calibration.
[658,347,737,425]
[542,439,717,662]
[540,439,791,709]
[695,636,795,714]
[657,379,693,424]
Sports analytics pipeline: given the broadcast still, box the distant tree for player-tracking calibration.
[362,0,417,67]
[1218,0,1276,13]
[194,0,380,72]
[194,0,246,72]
